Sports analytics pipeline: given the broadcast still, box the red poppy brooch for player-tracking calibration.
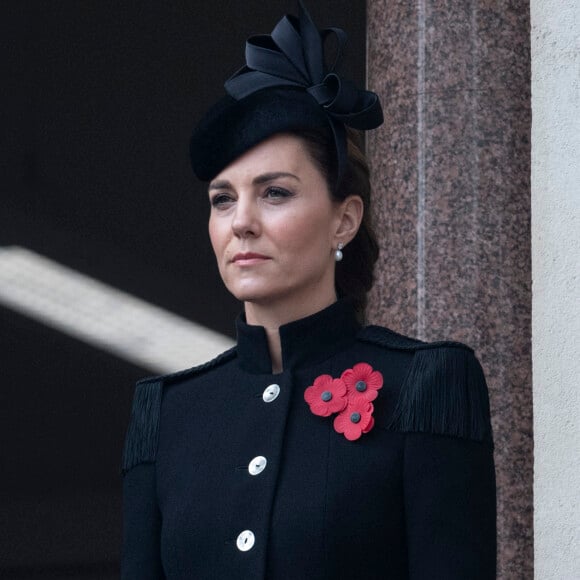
[304,363,383,441]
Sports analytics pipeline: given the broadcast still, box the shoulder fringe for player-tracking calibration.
[121,347,237,474]
[359,324,466,352]
[147,346,237,387]
[122,379,162,474]
[388,345,493,445]
[358,325,426,350]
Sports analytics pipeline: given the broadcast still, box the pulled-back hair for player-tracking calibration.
[288,127,379,320]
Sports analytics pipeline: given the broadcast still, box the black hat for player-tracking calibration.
[189,1,383,182]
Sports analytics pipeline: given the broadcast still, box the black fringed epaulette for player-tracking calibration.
[121,347,237,474]
[156,346,237,387]
[358,324,472,352]
[389,344,493,445]
[121,378,162,474]
[358,326,492,445]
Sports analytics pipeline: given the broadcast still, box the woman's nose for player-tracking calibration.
[231,197,260,238]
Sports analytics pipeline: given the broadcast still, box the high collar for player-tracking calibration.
[235,300,361,374]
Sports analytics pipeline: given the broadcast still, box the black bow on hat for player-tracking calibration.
[190,1,383,182]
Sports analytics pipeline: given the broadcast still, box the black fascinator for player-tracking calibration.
[190,1,383,182]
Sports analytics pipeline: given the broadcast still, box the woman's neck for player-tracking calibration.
[244,292,337,374]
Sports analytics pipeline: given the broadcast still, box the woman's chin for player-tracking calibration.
[226,284,274,304]
[227,284,296,308]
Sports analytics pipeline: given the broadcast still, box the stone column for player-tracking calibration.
[366,1,532,577]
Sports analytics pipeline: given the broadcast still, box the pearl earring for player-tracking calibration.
[335,243,344,262]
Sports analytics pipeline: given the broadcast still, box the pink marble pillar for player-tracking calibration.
[366,1,532,577]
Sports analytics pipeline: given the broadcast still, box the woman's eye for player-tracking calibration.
[264,186,292,200]
[210,193,234,208]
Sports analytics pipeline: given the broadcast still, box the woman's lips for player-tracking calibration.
[232,252,271,266]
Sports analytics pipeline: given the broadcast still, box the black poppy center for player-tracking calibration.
[350,412,361,424]
[321,391,333,402]
[355,380,367,392]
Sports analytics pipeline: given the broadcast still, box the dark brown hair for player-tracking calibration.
[289,127,380,319]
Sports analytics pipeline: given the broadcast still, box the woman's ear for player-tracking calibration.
[334,195,364,246]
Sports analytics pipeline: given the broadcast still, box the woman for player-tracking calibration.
[121,3,496,579]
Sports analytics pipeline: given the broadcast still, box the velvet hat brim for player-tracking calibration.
[189,87,331,182]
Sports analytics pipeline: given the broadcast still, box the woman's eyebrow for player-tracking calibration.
[209,172,300,191]
[208,179,231,191]
[253,172,300,185]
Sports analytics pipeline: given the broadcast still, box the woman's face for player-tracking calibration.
[208,133,347,314]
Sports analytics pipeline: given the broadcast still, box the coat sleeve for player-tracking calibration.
[391,346,497,579]
[121,380,165,579]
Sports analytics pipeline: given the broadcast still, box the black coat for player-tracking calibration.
[121,300,496,579]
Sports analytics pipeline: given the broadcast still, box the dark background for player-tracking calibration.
[1,1,365,577]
